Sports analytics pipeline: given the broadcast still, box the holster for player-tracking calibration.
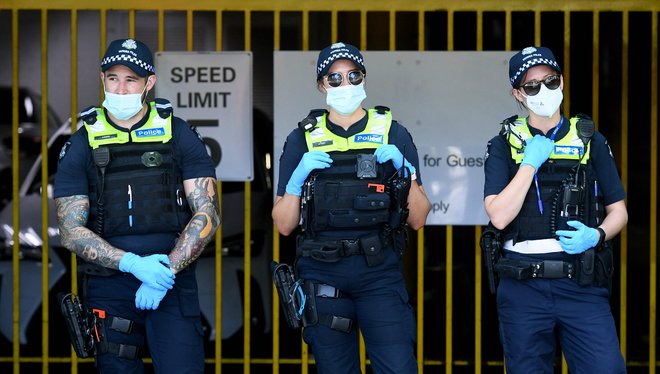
[575,248,595,286]
[58,292,98,358]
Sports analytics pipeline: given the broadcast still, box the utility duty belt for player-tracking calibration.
[297,233,385,266]
[494,258,575,280]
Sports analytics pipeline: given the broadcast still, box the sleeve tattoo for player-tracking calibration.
[169,177,221,271]
[55,195,124,269]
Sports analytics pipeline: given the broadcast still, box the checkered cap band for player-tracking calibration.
[510,57,560,86]
[317,52,364,77]
[101,54,155,75]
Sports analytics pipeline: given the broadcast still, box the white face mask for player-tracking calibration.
[521,84,563,118]
[326,83,367,116]
[102,83,148,121]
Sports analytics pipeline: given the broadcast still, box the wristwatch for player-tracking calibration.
[596,227,606,248]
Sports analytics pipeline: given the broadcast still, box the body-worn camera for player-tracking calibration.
[356,154,377,179]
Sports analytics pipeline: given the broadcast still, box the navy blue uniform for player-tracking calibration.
[483,116,626,373]
[55,105,215,373]
[277,111,421,374]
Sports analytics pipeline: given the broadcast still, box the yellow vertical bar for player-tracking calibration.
[302,10,309,51]
[158,9,164,52]
[476,10,483,51]
[217,196,224,367]
[11,9,20,374]
[216,9,223,51]
[360,10,366,51]
[274,10,280,51]
[245,10,251,51]
[445,11,453,374]
[331,10,337,43]
[214,13,223,373]
[272,10,281,374]
[243,11,253,374]
[534,10,541,46]
[417,226,425,373]
[71,9,78,136]
[474,226,483,374]
[418,10,424,51]
[41,9,50,372]
[187,10,193,51]
[563,11,571,117]
[244,181,252,374]
[129,10,134,38]
[389,10,395,51]
[561,11,570,373]
[592,11,599,126]
[649,10,658,374]
[619,10,629,361]
[446,225,453,374]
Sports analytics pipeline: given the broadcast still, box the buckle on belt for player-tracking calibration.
[532,260,574,279]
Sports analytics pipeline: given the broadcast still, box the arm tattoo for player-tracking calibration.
[169,177,220,271]
[55,195,124,269]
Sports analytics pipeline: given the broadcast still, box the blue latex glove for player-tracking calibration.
[285,150,333,196]
[118,253,174,291]
[520,135,555,171]
[555,220,601,254]
[374,144,416,175]
[135,283,169,310]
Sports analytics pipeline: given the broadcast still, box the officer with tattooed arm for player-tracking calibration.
[54,38,219,373]
[482,46,627,372]
[272,42,430,374]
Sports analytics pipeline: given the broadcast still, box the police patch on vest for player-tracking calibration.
[312,140,333,148]
[554,145,582,156]
[354,134,383,144]
[135,128,165,138]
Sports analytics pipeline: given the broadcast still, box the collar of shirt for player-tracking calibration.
[325,109,368,138]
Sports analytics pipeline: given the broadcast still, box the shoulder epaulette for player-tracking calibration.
[80,106,98,125]
[154,98,173,119]
[374,105,390,114]
[298,109,328,132]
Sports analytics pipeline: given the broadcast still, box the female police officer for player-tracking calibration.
[483,46,627,372]
[272,42,430,373]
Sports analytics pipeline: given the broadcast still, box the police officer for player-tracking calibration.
[272,42,431,374]
[54,38,219,373]
[483,46,627,372]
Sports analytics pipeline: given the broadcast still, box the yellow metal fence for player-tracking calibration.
[0,1,658,373]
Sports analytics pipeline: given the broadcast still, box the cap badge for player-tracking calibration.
[522,46,537,55]
[122,39,138,50]
[331,42,346,50]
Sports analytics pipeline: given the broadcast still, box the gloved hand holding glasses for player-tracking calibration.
[520,135,555,171]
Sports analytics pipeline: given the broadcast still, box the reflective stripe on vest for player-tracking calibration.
[86,102,172,149]
[304,109,392,152]
[506,117,590,164]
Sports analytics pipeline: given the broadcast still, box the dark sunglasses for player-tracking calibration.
[519,74,561,96]
[325,70,365,88]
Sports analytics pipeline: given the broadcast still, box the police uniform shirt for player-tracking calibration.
[276,109,423,197]
[483,115,626,207]
[54,105,216,253]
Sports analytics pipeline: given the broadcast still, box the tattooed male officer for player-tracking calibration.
[54,38,219,373]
